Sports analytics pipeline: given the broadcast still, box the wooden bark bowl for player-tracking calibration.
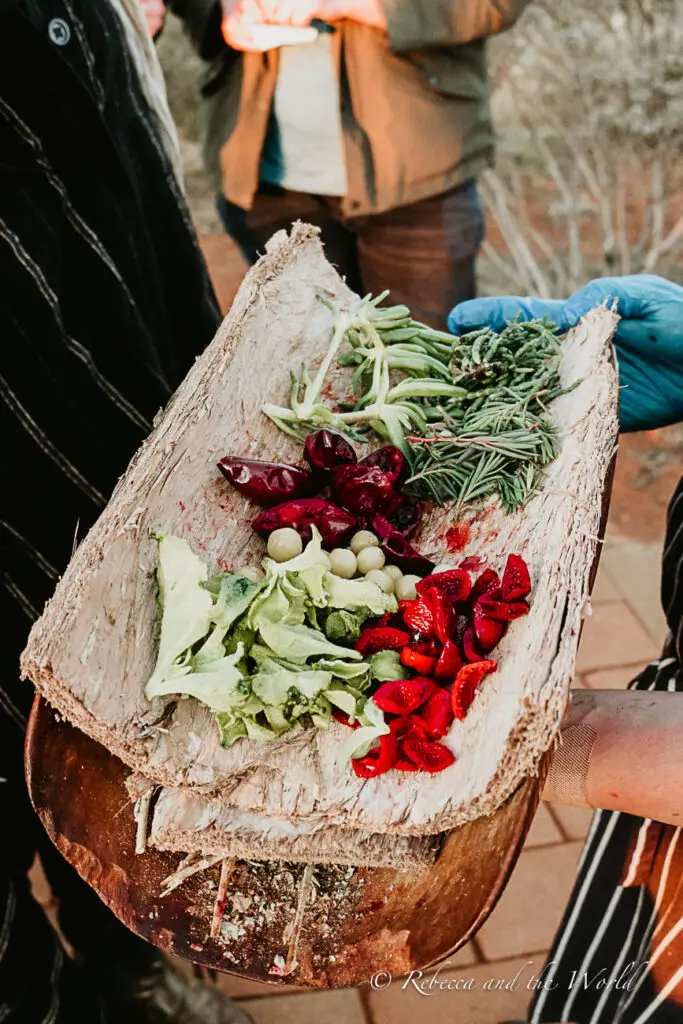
[26,696,545,988]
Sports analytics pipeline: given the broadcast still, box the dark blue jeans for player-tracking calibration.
[217,180,484,329]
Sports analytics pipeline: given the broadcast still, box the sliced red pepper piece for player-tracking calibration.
[331,709,360,729]
[470,568,501,604]
[390,716,431,770]
[402,597,435,637]
[400,646,438,676]
[355,626,410,657]
[419,688,454,739]
[477,596,530,621]
[410,637,441,657]
[427,588,455,645]
[352,731,398,778]
[473,604,505,653]
[500,553,531,601]
[462,626,484,663]
[403,734,456,773]
[373,677,436,716]
[434,639,463,680]
[417,569,472,605]
[451,660,497,720]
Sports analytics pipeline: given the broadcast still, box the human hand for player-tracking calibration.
[138,0,165,36]
[448,275,683,433]
[220,0,320,50]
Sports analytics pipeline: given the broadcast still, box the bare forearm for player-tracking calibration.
[544,688,683,827]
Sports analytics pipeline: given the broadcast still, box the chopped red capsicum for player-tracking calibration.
[390,714,430,770]
[470,568,501,604]
[373,677,436,716]
[416,569,472,605]
[500,553,531,601]
[427,588,454,644]
[355,626,410,657]
[402,734,455,773]
[400,646,438,676]
[451,660,497,720]
[351,731,398,778]
[434,639,463,680]
[402,597,435,637]
[462,626,484,663]
[419,688,455,739]
[473,604,505,653]
[476,596,530,621]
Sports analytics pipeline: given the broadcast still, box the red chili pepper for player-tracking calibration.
[380,492,423,537]
[477,596,530,621]
[218,456,317,506]
[419,688,454,739]
[373,677,436,716]
[375,525,436,576]
[330,464,394,516]
[473,604,505,653]
[434,639,463,680]
[451,660,497,720]
[470,568,501,604]
[352,731,397,778]
[402,734,456,773]
[417,569,472,605]
[500,553,531,601]
[360,446,405,485]
[402,597,435,637]
[426,588,454,644]
[400,646,438,676]
[252,498,357,546]
[355,626,410,658]
[462,626,484,663]
[304,429,357,472]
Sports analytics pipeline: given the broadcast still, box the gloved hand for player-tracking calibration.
[448,274,683,433]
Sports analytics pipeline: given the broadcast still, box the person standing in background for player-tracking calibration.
[167,0,531,328]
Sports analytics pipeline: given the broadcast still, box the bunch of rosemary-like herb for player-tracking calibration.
[405,319,577,512]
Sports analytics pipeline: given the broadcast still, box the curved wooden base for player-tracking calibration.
[26,696,546,988]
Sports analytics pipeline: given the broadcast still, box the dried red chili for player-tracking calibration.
[372,677,436,715]
[304,429,357,472]
[400,646,437,676]
[330,464,393,516]
[352,731,398,778]
[218,456,317,506]
[360,445,404,485]
[500,553,531,601]
[380,492,424,536]
[354,626,410,658]
[378,528,435,576]
[473,604,505,653]
[252,498,357,546]
[402,734,455,773]
[417,569,472,605]
[434,639,463,680]
[419,688,455,739]
[451,660,497,720]
[477,596,530,621]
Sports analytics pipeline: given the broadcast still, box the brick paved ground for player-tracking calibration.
[194,234,672,1024]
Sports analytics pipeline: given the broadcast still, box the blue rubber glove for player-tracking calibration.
[448,275,683,433]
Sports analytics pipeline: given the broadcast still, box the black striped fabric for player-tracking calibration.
[530,478,683,1024]
[0,1,219,1018]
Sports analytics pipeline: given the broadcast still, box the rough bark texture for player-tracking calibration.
[21,222,619,841]
[150,788,440,869]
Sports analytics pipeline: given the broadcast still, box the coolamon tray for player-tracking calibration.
[26,696,546,988]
